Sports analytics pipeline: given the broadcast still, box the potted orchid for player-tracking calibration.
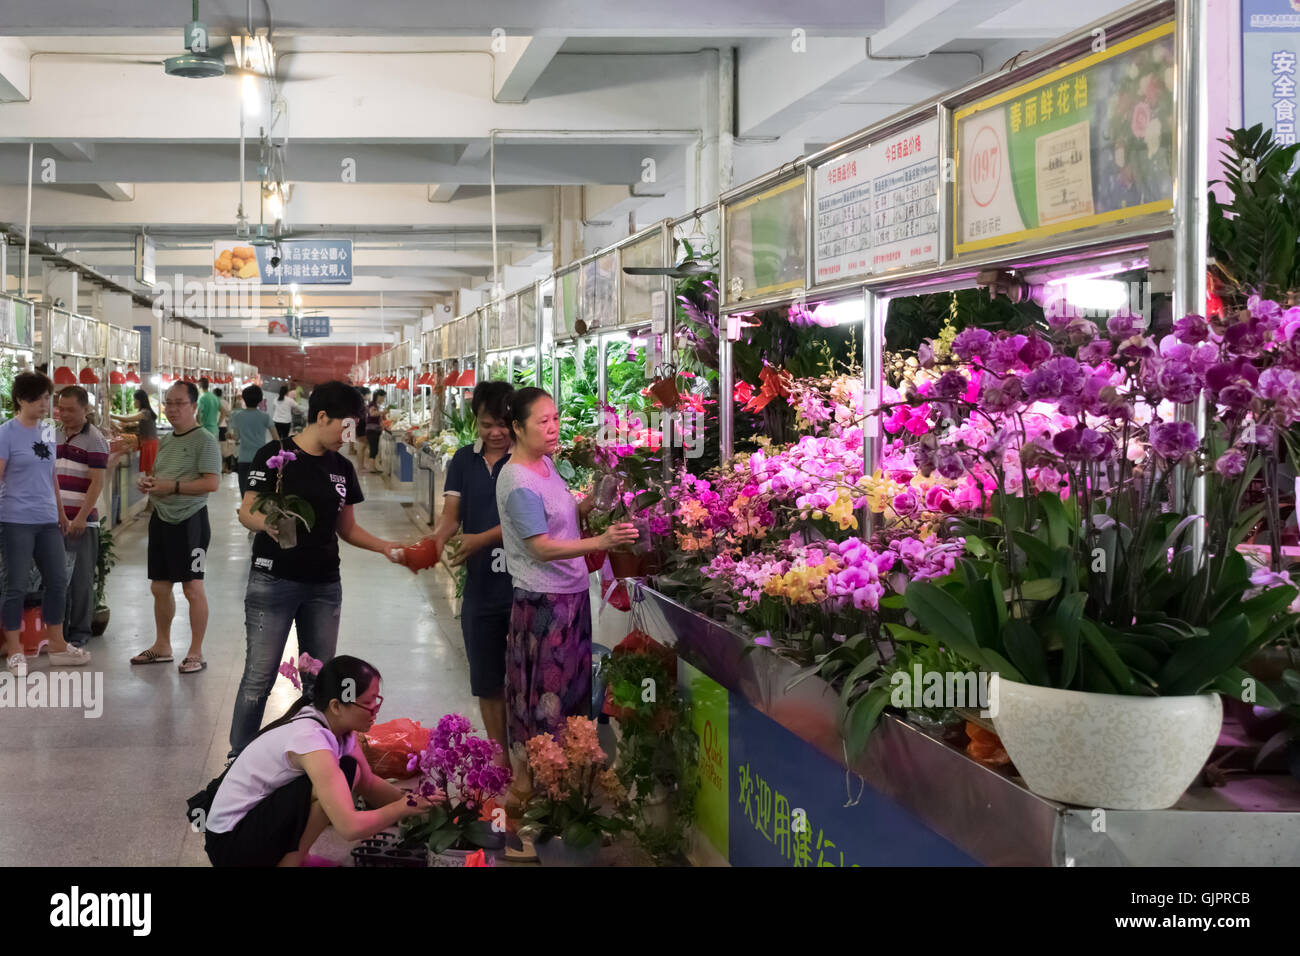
[884,300,1300,808]
[250,446,315,549]
[519,716,628,866]
[398,713,512,866]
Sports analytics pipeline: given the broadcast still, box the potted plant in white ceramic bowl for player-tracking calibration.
[398,713,512,866]
[889,300,1300,809]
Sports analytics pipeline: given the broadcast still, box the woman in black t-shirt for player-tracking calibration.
[227,381,411,758]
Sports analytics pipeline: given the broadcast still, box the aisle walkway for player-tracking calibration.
[0,453,476,866]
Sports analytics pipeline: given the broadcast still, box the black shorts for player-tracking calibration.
[205,756,357,867]
[147,509,212,582]
[461,592,509,697]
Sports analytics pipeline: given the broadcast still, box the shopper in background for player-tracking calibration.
[272,385,294,441]
[363,389,385,474]
[229,381,408,758]
[112,390,158,474]
[215,387,234,473]
[197,377,220,440]
[353,386,371,465]
[0,372,92,676]
[55,386,109,649]
[495,388,636,788]
[231,384,275,496]
[131,381,221,674]
[430,380,515,766]
[205,656,430,867]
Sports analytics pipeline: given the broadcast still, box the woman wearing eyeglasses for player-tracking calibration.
[204,655,429,867]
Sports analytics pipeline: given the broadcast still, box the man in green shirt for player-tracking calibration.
[131,381,221,673]
[196,377,220,439]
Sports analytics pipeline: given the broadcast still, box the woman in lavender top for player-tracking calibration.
[495,388,636,791]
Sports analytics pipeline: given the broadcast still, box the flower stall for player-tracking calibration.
[0,291,36,425]
[618,0,1300,866]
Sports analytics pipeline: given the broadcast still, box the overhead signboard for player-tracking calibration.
[213,238,353,284]
[135,235,156,287]
[953,21,1175,256]
[299,315,331,338]
[723,174,806,305]
[813,116,940,284]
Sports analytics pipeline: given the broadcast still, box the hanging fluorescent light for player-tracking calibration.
[1050,278,1130,315]
[265,186,284,223]
[242,74,261,117]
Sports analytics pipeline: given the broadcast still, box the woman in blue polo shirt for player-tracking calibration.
[431,380,515,768]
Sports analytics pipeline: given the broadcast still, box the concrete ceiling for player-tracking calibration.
[0,0,1134,346]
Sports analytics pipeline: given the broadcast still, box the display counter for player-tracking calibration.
[105,448,148,529]
[414,444,438,523]
[639,586,1300,867]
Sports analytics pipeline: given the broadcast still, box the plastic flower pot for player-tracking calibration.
[534,835,600,867]
[648,375,682,410]
[988,675,1222,810]
[608,550,648,579]
[401,536,441,573]
[275,515,298,550]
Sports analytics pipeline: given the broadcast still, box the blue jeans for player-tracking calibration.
[2,523,67,631]
[228,568,343,757]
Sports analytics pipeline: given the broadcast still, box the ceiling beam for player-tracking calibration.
[92,182,134,201]
[0,39,30,103]
[47,141,95,161]
[427,183,461,202]
[494,35,566,102]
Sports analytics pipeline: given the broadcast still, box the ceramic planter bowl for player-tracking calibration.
[988,675,1222,810]
[534,835,600,867]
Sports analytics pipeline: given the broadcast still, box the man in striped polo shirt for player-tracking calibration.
[56,386,110,648]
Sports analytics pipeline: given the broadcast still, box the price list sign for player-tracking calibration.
[812,117,939,285]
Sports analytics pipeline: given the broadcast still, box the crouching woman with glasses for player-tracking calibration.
[203,656,429,867]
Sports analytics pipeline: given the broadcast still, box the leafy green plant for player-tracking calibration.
[601,645,698,864]
[94,526,116,609]
[1209,124,1300,305]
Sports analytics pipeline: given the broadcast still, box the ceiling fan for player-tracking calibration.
[622,259,714,278]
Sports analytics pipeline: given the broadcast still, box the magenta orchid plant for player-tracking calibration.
[398,713,512,856]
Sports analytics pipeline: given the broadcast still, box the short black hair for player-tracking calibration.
[199,377,210,390]
[12,371,52,410]
[169,381,199,404]
[213,387,223,398]
[508,387,552,438]
[242,384,263,408]
[358,386,370,397]
[308,380,365,422]
[57,385,89,407]
[373,389,386,400]
[471,380,514,422]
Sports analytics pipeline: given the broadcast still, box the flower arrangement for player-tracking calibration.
[250,446,315,549]
[518,716,627,851]
[398,713,512,856]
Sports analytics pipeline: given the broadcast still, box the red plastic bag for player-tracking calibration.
[360,718,431,779]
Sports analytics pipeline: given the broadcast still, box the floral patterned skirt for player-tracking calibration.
[505,588,592,758]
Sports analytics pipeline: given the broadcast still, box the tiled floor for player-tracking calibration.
[0,453,477,866]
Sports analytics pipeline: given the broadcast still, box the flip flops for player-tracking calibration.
[179,656,207,674]
[130,648,174,665]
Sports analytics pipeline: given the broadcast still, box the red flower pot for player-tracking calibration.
[401,536,441,574]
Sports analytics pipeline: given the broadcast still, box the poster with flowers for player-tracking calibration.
[954,21,1175,254]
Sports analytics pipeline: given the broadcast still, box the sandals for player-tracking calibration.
[179,656,207,674]
[130,648,174,665]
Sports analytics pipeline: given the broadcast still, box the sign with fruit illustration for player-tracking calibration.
[953,21,1175,255]
[212,238,353,285]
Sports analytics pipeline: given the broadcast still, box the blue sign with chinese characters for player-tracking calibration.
[1243,1,1300,147]
[260,239,353,285]
[297,315,331,338]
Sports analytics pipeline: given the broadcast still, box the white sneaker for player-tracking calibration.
[6,653,27,677]
[48,645,91,666]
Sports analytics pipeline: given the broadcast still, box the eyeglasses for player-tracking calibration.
[350,695,383,715]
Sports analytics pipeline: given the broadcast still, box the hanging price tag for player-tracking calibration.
[650,290,667,334]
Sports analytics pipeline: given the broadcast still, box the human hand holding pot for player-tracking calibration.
[447,531,483,567]
[599,522,639,549]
